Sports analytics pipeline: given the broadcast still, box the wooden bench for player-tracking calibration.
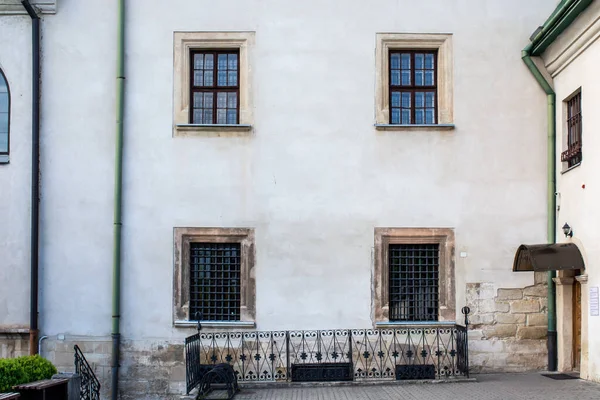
[0,393,21,400]
[12,378,69,400]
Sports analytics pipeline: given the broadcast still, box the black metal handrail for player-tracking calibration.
[74,345,101,400]
[185,318,469,393]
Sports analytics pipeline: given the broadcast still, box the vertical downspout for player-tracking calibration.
[22,0,41,356]
[111,0,126,399]
[521,44,557,372]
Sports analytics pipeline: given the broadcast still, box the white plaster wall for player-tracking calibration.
[34,0,556,341]
[552,37,600,383]
[0,15,32,329]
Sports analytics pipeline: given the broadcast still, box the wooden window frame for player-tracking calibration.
[0,68,10,163]
[189,50,240,125]
[373,228,456,326]
[388,50,438,125]
[173,227,256,329]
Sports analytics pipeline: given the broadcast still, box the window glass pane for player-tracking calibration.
[204,93,213,108]
[217,92,227,109]
[390,53,400,69]
[401,54,410,69]
[0,112,7,135]
[401,70,410,86]
[217,71,227,86]
[415,71,424,86]
[425,70,434,86]
[391,108,400,124]
[415,92,425,108]
[218,54,228,70]
[415,109,424,124]
[203,71,213,86]
[217,109,226,124]
[194,54,204,70]
[193,109,203,124]
[0,93,7,110]
[227,92,237,109]
[0,77,6,93]
[425,108,435,124]
[425,54,434,69]
[205,54,214,69]
[391,92,400,107]
[193,71,203,87]
[228,54,238,70]
[228,72,238,86]
[0,132,7,153]
[415,54,424,69]
[401,92,411,108]
[203,110,213,124]
[401,109,411,124]
[227,110,237,124]
[391,70,400,86]
[193,92,203,108]
[425,92,435,108]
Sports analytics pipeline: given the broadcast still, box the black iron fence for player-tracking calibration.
[185,319,469,394]
[74,345,101,400]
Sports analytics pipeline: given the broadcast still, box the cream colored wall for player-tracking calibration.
[543,1,600,382]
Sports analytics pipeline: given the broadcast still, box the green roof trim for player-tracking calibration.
[530,0,593,56]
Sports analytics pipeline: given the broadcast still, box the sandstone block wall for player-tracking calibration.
[0,333,29,358]
[466,280,548,372]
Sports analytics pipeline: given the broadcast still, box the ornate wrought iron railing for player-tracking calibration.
[74,344,101,400]
[185,319,469,394]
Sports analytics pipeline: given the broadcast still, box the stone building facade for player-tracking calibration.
[2,0,592,398]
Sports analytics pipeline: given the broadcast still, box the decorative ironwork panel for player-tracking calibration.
[395,364,436,380]
[389,243,439,322]
[291,363,353,382]
[74,345,101,400]
[190,242,241,321]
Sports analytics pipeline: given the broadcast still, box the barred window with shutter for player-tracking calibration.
[561,92,582,168]
[389,243,439,322]
[389,50,437,125]
[190,50,240,125]
[190,242,241,321]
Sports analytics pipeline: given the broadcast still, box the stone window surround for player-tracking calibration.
[375,33,454,131]
[173,227,256,329]
[373,228,456,327]
[0,1,56,15]
[173,32,255,137]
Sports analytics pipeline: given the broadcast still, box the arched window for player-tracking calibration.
[0,69,9,160]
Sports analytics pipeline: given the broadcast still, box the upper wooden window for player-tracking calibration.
[389,50,437,125]
[190,50,240,125]
[561,92,582,168]
[0,69,9,157]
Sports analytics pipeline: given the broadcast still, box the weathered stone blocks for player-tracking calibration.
[510,300,540,313]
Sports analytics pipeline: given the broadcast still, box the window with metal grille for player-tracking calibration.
[389,243,439,321]
[190,242,241,321]
[389,50,437,125]
[190,50,240,124]
[561,92,582,168]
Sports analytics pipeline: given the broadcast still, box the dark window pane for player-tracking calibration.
[425,70,434,86]
[193,71,203,87]
[205,54,214,69]
[425,92,435,108]
[217,109,226,124]
[193,92,203,108]
[226,110,237,124]
[194,54,204,70]
[217,71,227,86]
[193,109,203,124]
[204,93,214,108]
[217,92,227,108]
[390,53,400,69]
[416,109,424,124]
[0,131,7,153]
[401,92,411,108]
[391,91,400,107]
[401,54,410,69]
[227,92,237,109]
[203,71,213,86]
[228,71,238,86]
[401,109,410,124]
[391,70,400,86]
[203,109,213,124]
[415,71,424,86]
[425,54,434,69]
[391,108,400,124]
[415,54,424,69]
[415,92,425,108]
[425,108,435,124]
[0,112,7,134]
[401,70,410,86]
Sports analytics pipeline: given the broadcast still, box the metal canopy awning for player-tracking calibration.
[513,243,585,272]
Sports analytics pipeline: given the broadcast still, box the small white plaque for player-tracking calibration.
[590,287,599,317]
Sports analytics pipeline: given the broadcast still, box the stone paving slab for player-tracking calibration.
[218,373,600,400]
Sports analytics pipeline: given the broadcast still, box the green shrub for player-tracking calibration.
[0,355,57,393]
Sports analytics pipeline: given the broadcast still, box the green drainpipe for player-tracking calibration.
[521,45,557,371]
[111,0,126,399]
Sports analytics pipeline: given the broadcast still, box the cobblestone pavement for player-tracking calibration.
[230,374,600,400]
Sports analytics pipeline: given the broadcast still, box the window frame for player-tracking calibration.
[173,31,255,137]
[189,49,241,125]
[561,90,582,169]
[375,33,454,131]
[0,68,10,163]
[173,227,256,328]
[388,49,438,125]
[373,228,455,326]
